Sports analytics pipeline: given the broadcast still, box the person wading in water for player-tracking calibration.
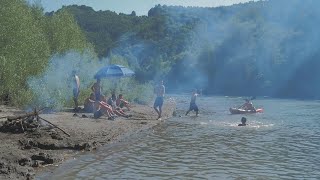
[153,80,165,120]
[185,89,199,116]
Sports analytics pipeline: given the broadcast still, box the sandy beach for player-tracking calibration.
[0,98,176,180]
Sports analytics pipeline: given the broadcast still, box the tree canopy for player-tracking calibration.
[0,0,93,106]
[2,0,320,107]
[61,0,320,99]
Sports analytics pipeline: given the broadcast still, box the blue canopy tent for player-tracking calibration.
[94,64,135,92]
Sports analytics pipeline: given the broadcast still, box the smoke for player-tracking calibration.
[108,31,173,84]
[111,33,159,70]
[164,0,320,98]
[106,1,320,98]
[28,50,102,109]
[31,0,320,101]
[250,0,320,97]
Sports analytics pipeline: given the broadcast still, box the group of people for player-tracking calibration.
[152,80,202,119]
[72,70,254,124]
[71,71,131,120]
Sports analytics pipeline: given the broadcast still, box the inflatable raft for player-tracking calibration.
[229,108,263,114]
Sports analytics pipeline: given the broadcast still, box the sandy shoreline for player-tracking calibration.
[0,98,176,180]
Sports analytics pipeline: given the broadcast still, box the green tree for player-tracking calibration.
[0,0,50,105]
[44,9,92,54]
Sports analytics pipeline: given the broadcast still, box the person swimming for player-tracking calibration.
[238,117,247,126]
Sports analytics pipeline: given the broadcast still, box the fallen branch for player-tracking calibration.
[39,117,70,137]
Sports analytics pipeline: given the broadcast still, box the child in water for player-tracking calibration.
[238,117,247,126]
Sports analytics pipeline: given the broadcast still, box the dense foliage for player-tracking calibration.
[0,0,152,108]
[2,0,320,108]
[0,0,99,107]
[63,0,320,99]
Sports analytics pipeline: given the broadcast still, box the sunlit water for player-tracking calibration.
[37,95,320,179]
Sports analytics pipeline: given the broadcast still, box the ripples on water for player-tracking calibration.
[37,96,320,179]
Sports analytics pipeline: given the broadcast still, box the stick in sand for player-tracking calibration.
[39,117,71,137]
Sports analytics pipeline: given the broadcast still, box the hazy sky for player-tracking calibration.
[28,0,255,15]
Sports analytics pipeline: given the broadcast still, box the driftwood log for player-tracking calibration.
[0,108,70,137]
[7,111,38,121]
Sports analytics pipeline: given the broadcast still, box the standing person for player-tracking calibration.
[153,80,165,120]
[72,70,80,112]
[91,78,102,101]
[185,89,199,116]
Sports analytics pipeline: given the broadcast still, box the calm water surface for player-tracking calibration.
[37,95,320,179]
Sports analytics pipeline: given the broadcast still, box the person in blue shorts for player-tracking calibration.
[153,80,165,120]
[185,89,199,116]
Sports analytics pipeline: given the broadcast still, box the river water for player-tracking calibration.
[37,95,320,179]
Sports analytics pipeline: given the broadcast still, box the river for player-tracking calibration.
[37,95,320,179]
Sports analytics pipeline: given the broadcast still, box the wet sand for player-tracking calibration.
[0,98,176,180]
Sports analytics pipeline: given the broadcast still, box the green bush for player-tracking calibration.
[0,0,94,108]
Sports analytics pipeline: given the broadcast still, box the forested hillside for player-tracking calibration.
[2,0,320,108]
[60,0,320,99]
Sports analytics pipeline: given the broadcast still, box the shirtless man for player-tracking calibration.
[185,89,199,116]
[90,93,117,120]
[116,94,130,111]
[240,99,256,112]
[91,78,102,101]
[107,93,130,118]
[96,101,117,120]
[153,80,165,120]
[72,70,80,112]
[83,93,96,113]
